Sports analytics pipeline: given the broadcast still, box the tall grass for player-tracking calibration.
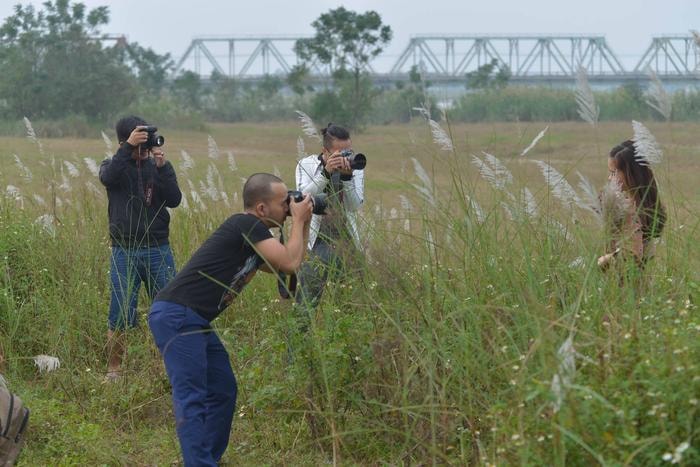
[0,118,697,464]
[450,86,700,123]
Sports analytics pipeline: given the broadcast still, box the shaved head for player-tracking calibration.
[242,173,284,209]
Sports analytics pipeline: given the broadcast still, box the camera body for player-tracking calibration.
[287,190,327,215]
[139,126,165,149]
[339,149,366,170]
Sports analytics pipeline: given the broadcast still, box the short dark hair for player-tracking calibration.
[321,123,350,150]
[115,116,147,143]
[243,173,284,209]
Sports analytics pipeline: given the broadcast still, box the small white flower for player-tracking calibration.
[295,110,322,142]
[34,214,56,237]
[34,355,60,373]
[520,126,550,155]
[83,157,100,177]
[63,160,80,177]
[6,185,21,199]
[632,120,663,166]
[207,135,220,160]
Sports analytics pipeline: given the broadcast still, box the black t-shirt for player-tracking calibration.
[156,213,273,321]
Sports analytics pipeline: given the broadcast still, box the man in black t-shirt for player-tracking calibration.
[148,173,312,466]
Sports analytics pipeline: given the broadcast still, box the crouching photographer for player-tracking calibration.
[148,174,312,465]
[292,123,366,331]
[99,116,182,380]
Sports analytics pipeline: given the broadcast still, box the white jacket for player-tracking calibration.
[295,154,364,251]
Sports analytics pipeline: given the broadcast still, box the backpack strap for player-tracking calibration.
[14,408,29,443]
[2,394,14,438]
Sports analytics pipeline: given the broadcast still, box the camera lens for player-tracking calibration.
[349,153,366,170]
[312,193,328,215]
[154,135,165,147]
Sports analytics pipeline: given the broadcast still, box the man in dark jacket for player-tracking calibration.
[99,116,182,379]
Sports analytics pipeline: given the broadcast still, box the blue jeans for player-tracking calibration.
[108,244,176,330]
[148,301,237,467]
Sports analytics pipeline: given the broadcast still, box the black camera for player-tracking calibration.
[139,126,165,149]
[340,149,366,170]
[287,190,327,215]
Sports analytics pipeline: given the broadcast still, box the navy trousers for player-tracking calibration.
[148,301,237,466]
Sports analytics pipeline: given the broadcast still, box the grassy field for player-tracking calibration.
[0,119,698,465]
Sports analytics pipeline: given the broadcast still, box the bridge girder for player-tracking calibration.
[172,34,700,82]
[391,35,627,76]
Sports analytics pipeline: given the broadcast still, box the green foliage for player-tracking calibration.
[295,7,392,130]
[0,114,100,138]
[448,86,700,123]
[368,66,437,124]
[452,86,578,122]
[595,82,648,120]
[118,42,174,96]
[309,70,377,128]
[121,95,207,131]
[294,7,392,75]
[169,70,203,110]
[203,73,296,122]
[0,1,173,121]
[466,59,511,90]
[671,89,700,121]
[287,64,313,96]
[0,122,698,464]
[0,1,136,119]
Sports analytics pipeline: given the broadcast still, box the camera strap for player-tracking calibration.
[330,171,342,195]
[135,152,154,207]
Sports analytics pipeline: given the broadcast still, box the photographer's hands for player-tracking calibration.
[124,126,167,166]
[289,193,313,223]
[597,253,614,270]
[152,148,166,168]
[597,247,621,271]
[126,126,149,147]
[325,151,353,176]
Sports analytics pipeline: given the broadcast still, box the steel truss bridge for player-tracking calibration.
[171,34,700,85]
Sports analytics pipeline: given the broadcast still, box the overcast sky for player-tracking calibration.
[1,0,697,72]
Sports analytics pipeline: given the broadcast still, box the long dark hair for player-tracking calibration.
[609,140,666,239]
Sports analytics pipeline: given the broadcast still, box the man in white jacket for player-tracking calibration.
[294,123,364,325]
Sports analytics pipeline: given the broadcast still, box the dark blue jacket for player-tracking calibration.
[99,143,182,247]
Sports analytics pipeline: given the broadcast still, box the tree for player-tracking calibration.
[0,1,173,120]
[287,63,313,96]
[118,43,174,95]
[295,7,392,129]
[170,71,203,110]
[310,70,375,127]
[0,0,137,119]
[466,59,511,90]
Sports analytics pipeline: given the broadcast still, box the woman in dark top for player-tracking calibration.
[598,140,666,270]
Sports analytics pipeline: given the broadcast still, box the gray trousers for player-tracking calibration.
[288,238,362,364]
[294,240,340,326]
